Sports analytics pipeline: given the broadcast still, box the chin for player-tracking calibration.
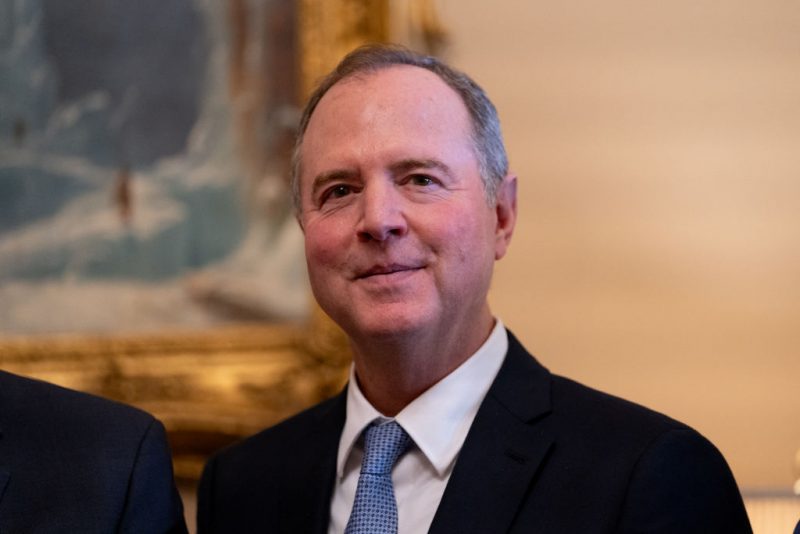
[343,306,434,341]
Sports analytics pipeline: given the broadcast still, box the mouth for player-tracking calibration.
[355,263,424,280]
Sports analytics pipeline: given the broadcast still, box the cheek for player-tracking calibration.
[427,215,495,275]
[303,227,341,274]
[441,208,496,248]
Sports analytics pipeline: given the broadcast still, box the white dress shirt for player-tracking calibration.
[328,320,509,534]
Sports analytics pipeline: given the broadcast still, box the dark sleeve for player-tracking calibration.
[117,419,188,534]
[196,454,217,534]
[616,428,752,533]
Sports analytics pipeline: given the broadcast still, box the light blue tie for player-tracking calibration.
[344,420,412,534]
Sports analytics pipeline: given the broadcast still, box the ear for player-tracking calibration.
[493,173,517,260]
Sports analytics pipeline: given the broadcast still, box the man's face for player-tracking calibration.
[298,66,515,345]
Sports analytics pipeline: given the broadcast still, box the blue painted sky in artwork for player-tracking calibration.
[40,0,209,166]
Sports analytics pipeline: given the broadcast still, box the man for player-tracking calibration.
[0,370,187,533]
[198,45,751,533]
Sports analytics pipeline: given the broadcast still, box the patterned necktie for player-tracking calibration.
[344,420,412,534]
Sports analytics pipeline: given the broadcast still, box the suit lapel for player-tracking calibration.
[429,332,554,534]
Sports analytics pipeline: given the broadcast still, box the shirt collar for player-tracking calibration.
[336,320,508,478]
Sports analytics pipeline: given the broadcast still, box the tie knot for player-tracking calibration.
[361,420,411,475]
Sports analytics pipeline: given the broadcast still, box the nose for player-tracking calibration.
[356,181,408,243]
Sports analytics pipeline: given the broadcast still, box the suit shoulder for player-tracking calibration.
[553,374,685,424]
[553,374,689,431]
[198,393,344,530]
[0,370,156,434]
[210,392,343,468]
[503,332,697,450]
[540,373,749,527]
[504,332,711,454]
[547,373,714,462]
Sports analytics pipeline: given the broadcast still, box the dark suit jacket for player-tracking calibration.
[197,332,751,533]
[0,371,187,534]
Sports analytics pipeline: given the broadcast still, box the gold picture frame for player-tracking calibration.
[0,0,390,482]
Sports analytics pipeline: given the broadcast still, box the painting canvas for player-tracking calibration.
[0,0,309,335]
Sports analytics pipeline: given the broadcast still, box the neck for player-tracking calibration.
[350,313,495,416]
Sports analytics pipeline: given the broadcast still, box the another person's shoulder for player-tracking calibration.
[0,371,187,534]
[0,370,168,475]
[0,369,156,434]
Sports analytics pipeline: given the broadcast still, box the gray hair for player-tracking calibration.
[290,44,508,212]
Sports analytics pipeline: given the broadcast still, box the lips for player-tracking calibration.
[354,263,424,280]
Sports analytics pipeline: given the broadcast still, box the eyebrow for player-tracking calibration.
[389,158,454,179]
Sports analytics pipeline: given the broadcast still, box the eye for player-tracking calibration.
[329,184,352,198]
[408,174,436,187]
[320,184,353,204]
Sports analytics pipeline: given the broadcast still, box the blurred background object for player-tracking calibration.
[423,1,799,532]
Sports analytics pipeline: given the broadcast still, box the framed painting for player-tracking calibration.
[0,0,392,480]
[1,0,311,335]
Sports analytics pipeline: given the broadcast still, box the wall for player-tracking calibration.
[436,0,800,491]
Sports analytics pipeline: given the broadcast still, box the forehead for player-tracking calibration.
[301,65,473,161]
[319,64,466,114]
